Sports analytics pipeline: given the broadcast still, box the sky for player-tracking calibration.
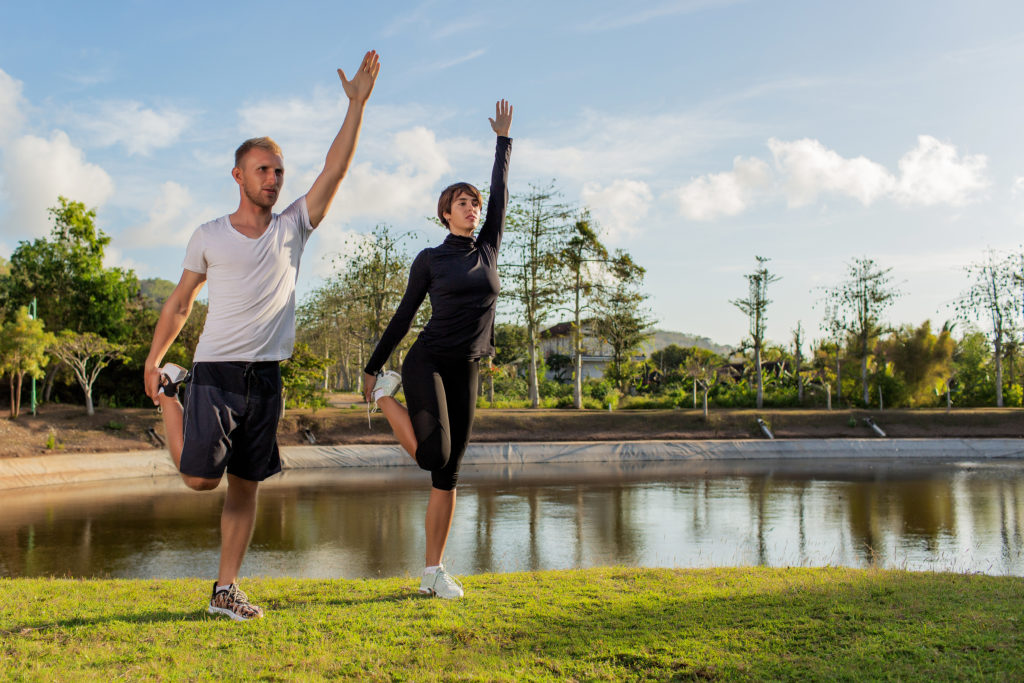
[1,0,1022,350]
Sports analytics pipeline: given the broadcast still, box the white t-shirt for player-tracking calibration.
[183,197,314,362]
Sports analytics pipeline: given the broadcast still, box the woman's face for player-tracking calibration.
[444,191,481,235]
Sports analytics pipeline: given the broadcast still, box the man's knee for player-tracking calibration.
[182,475,220,491]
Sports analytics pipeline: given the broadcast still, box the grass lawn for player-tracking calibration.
[2,567,1022,681]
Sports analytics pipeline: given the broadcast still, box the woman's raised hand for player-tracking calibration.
[489,99,513,137]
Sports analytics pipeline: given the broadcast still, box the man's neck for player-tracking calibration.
[229,202,274,239]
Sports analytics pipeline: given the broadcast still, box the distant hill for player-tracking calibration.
[644,329,733,357]
[139,278,175,310]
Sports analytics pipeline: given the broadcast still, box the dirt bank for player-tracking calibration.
[1,394,1020,459]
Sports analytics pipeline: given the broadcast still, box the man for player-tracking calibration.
[144,51,380,621]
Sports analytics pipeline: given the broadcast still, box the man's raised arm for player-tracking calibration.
[306,50,381,228]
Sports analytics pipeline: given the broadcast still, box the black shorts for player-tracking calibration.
[179,361,283,482]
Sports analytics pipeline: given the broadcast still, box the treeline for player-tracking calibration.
[1,193,1021,417]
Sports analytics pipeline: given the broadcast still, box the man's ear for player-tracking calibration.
[231,166,243,185]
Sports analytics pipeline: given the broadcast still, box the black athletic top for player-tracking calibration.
[364,136,512,374]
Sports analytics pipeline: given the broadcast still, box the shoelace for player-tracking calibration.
[436,569,464,592]
[228,585,255,608]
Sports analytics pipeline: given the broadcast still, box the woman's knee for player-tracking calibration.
[415,441,450,472]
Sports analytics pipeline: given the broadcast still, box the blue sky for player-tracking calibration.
[1,0,1022,348]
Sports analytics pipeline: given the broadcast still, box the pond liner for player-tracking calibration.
[0,438,1022,491]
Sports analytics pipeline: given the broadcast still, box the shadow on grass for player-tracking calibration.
[277,588,427,609]
[2,608,209,634]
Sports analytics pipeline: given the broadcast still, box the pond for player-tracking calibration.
[2,458,1022,579]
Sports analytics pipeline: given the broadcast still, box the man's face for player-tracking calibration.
[234,147,284,209]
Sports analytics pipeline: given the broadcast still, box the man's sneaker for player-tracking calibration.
[368,370,402,428]
[419,565,464,599]
[157,363,188,399]
[208,583,264,621]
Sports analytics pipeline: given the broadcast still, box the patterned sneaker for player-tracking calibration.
[207,583,264,621]
[158,363,188,399]
[419,565,464,599]
[368,370,402,428]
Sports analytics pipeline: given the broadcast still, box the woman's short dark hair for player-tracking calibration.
[437,182,483,229]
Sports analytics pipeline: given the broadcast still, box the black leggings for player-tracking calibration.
[401,341,479,491]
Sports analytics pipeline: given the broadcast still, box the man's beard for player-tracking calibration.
[245,185,277,209]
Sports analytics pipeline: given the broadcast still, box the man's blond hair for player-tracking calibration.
[234,137,283,168]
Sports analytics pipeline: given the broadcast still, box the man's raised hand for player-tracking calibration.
[339,50,381,104]
[489,99,513,137]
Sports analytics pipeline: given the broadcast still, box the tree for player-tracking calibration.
[558,213,646,408]
[48,331,124,416]
[731,256,780,409]
[281,342,332,411]
[2,197,139,342]
[684,353,719,418]
[808,342,839,410]
[297,225,421,393]
[876,320,955,407]
[592,268,655,394]
[953,251,1021,407]
[501,184,574,407]
[0,306,53,418]
[792,322,805,404]
[821,257,900,407]
[560,214,608,409]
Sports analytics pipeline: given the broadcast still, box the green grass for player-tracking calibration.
[1,568,1022,681]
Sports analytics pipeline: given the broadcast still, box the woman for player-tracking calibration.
[363,99,513,599]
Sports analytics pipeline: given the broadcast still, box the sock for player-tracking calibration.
[215,584,232,593]
[423,565,441,575]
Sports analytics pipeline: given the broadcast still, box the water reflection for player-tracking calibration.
[1,459,1022,578]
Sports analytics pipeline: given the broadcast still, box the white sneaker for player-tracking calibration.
[371,370,402,404]
[368,370,402,429]
[157,363,188,398]
[419,565,464,599]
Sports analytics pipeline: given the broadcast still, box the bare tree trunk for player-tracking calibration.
[861,352,869,407]
[754,344,763,409]
[487,358,494,404]
[528,325,539,408]
[573,280,583,410]
[826,384,832,411]
[692,379,696,409]
[702,388,709,419]
[995,336,1004,407]
[85,386,95,416]
[835,357,842,408]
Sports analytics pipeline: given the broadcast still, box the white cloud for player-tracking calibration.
[0,130,115,239]
[894,135,988,206]
[420,49,486,72]
[0,68,27,144]
[119,181,204,248]
[578,0,745,31]
[330,126,453,223]
[675,156,771,220]
[102,245,145,274]
[1013,176,1024,196]
[581,179,654,243]
[82,101,190,155]
[519,109,753,184]
[768,137,895,207]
